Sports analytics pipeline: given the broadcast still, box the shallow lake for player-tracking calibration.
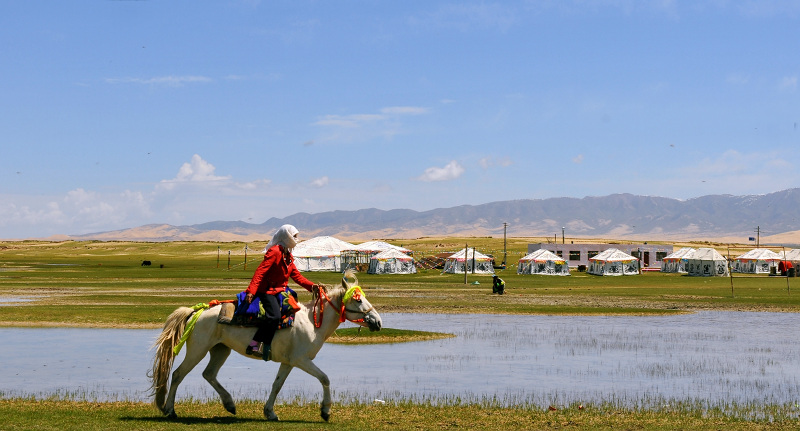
[2,311,800,408]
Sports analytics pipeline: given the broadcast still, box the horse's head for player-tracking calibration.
[339,269,382,332]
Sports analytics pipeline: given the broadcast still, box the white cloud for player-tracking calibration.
[380,106,430,115]
[726,73,749,85]
[314,114,386,128]
[417,160,465,182]
[105,75,212,86]
[780,76,797,92]
[159,154,230,190]
[310,176,329,188]
[572,154,584,164]
[313,106,431,143]
[479,156,513,169]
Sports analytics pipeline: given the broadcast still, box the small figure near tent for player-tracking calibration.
[492,275,505,295]
[779,260,794,277]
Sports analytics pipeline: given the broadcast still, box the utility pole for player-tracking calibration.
[755,226,761,248]
[503,222,508,267]
[464,243,468,284]
[562,227,565,244]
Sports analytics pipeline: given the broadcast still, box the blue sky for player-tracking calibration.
[2,1,799,239]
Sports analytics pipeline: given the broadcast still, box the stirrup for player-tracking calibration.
[246,342,264,357]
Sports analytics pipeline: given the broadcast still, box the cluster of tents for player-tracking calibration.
[290,237,497,275]
[291,236,417,275]
[661,247,800,276]
[285,235,800,278]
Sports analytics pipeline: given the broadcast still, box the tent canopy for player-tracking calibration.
[778,249,800,262]
[663,247,697,260]
[346,241,412,254]
[291,236,355,272]
[519,249,566,263]
[518,249,570,276]
[590,248,638,262]
[443,248,495,274]
[686,248,729,277]
[733,248,781,274]
[587,248,639,276]
[661,247,696,273]
[367,249,417,274]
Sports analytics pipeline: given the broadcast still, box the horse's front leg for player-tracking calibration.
[264,363,293,421]
[294,359,332,422]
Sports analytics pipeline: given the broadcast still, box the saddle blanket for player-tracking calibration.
[217,289,300,330]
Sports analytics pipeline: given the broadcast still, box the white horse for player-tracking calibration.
[149,270,382,422]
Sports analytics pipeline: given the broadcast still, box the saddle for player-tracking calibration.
[217,288,301,330]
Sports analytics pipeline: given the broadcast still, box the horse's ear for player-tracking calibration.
[341,269,357,289]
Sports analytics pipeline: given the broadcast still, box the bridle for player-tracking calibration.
[313,285,374,328]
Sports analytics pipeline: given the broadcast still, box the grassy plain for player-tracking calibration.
[1,238,799,328]
[2,239,800,429]
[2,398,799,431]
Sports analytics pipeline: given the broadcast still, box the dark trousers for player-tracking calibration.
[252,293,281,345]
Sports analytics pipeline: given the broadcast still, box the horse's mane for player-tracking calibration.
[305,269,357,308]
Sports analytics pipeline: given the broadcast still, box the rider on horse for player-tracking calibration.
[244,224,323,360]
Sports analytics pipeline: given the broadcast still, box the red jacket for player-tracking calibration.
[246,245,314,295]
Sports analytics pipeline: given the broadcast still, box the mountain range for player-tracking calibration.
[65,188,800,244]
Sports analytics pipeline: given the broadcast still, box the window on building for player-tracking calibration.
[588,251,599,259]
[631,250,640,259]
[569,250,581,261]
[555,250,563,258]
[656,251,668,262]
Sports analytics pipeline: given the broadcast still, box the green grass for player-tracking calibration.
[327,327,454,344]
[1,398,799,430]
[1,239,799,328]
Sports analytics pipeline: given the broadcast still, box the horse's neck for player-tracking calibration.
[297,294,342,342]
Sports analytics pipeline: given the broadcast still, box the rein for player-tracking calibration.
[313,285,374,328]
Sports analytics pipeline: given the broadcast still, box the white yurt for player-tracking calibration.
[367,249,418,274]
[443,248,495,274]
[341,241,413,269]
[778,249,800,265]
[587,248,639,276]
[733,248,781,274]
[517,249,570,276]
[660,247,696,273]
[291,236,356,272]
[686,248,729,277]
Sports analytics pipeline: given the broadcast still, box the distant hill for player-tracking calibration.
[67,189,800,243]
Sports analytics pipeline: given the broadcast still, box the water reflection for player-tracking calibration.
[1,312,799,407]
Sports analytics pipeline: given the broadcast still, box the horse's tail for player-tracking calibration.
[148,306,195,412]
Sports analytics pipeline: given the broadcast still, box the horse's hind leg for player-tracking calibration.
[264,363,293,421]
[163,343,209,419]
[203,343,236,415]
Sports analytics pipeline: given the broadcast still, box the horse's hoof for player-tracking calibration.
[226,405,236,415]
[320,410,330,422]
[166,411,178,420]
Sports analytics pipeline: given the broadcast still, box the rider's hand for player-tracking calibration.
[245,293,254,304]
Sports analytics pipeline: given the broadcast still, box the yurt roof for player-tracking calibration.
[519,249,565,263]
[292,236,356,257]
[346,241,411,253]
[735,248,781,260]
[371,249,414,261]
[447,248,492,261]
[664,247,696,260]
[590,248,636,262]
[690,248,726,261]
[779,249,800,260]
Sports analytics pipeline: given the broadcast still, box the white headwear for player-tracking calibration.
[266,224,300,251]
